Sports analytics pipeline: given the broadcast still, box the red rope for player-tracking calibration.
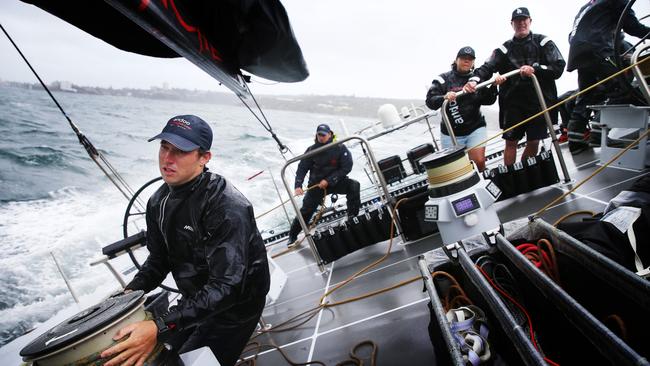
[516,239,561,284]
[476,265,560,366]
[247,170,265,180]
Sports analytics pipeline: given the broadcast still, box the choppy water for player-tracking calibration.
[0,85,438,348]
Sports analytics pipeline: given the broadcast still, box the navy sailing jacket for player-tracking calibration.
[126,170,270,332]
[473,32,565,126]
[425,67,497,136]
[294,137,353,189]
[567,0,650,71]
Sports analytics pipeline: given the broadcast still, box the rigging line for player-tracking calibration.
[98,153,145,210]
[614,0,637,67]
[468,56,650,151]
[244,80,273,131]
[0,23,78,135]
[237,80,290,154]
[533,128,650,219]
[1,22,141,205]
[90,155,135,202]
[620,31,650,57]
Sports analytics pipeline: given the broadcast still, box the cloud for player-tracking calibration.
[1,0,648,99]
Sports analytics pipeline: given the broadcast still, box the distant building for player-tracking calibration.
[51,80,77,92]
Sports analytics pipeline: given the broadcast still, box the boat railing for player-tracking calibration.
[280,135,401,272]
[365,109,440,151]
[631,43,650,104]
[440,70,571,183]
[88,231,148,288]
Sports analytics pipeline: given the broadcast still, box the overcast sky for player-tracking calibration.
[1,1,648,99]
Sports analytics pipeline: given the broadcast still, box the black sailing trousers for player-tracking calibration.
[288,177,361,241]
[568,59,623,136]
[167,295,265,366]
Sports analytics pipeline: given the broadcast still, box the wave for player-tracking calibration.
[0,185,132,346]
[0,86,383,349]
[237,133,270,142]
[0,146,83,169]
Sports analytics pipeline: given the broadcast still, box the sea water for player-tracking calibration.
[0,85,438,348]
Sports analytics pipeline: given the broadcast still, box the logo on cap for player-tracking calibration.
[511,7,530,20]
[148,114,213,152]
[169,117,192,130]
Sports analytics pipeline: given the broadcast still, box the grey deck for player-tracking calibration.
[250,142,648,365]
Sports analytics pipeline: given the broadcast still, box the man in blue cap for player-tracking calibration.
[287,123,361,246]
[101,115,270,366]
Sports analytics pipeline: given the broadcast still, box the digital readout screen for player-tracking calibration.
[452,195,479,216]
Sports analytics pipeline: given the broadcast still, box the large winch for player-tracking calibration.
[421,145,501,244]
[20,291,152,366]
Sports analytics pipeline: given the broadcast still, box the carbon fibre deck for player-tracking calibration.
[247,141,649,365]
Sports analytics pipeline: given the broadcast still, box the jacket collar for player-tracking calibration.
[512,31,533,43]
[168,169,207,195]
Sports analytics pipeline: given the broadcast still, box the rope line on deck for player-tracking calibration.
[468,56,650,152]
[534,128,650,219]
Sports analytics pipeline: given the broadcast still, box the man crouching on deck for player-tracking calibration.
[101,115,270,366]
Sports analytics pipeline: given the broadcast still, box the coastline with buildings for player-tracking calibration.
[0,79,426,119]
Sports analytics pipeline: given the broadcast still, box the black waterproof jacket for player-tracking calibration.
[473,32,565,125]
[294,137,353,189]
[426,67,497,136]
[567,0,650,71]
[126,170,270,332]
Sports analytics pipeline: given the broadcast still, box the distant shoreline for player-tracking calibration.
[1,81,426,119]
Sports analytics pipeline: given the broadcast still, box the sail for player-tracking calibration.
[20,0,309,97]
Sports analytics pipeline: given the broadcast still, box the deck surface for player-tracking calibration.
[250,141,649,365]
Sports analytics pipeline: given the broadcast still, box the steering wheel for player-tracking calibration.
[123,176,180,293]
[613,0,649,103]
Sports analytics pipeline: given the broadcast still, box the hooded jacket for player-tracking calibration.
[473,32,565,125]
[126,170,270,332]
[567,0,650,71]
[294,136,353,189]
[426,67,497,136]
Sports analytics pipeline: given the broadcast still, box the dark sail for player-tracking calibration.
[20,0,309,97]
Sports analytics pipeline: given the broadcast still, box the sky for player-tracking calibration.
[1,1,649,100]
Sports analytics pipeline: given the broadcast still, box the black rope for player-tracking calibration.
[1,22,143,209]
[236,77,291,154]
[620,30,650,57]
[612,0,648,104]
[613,0,638,68]
[0,23,82,135]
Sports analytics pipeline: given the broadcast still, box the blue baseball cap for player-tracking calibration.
[316,124,332,135]
[148,115,213,152]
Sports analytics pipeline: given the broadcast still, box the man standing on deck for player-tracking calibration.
[464,7,565,166]
[287,124,360,246]
[101,115,270,366]
[565,0,650,155]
